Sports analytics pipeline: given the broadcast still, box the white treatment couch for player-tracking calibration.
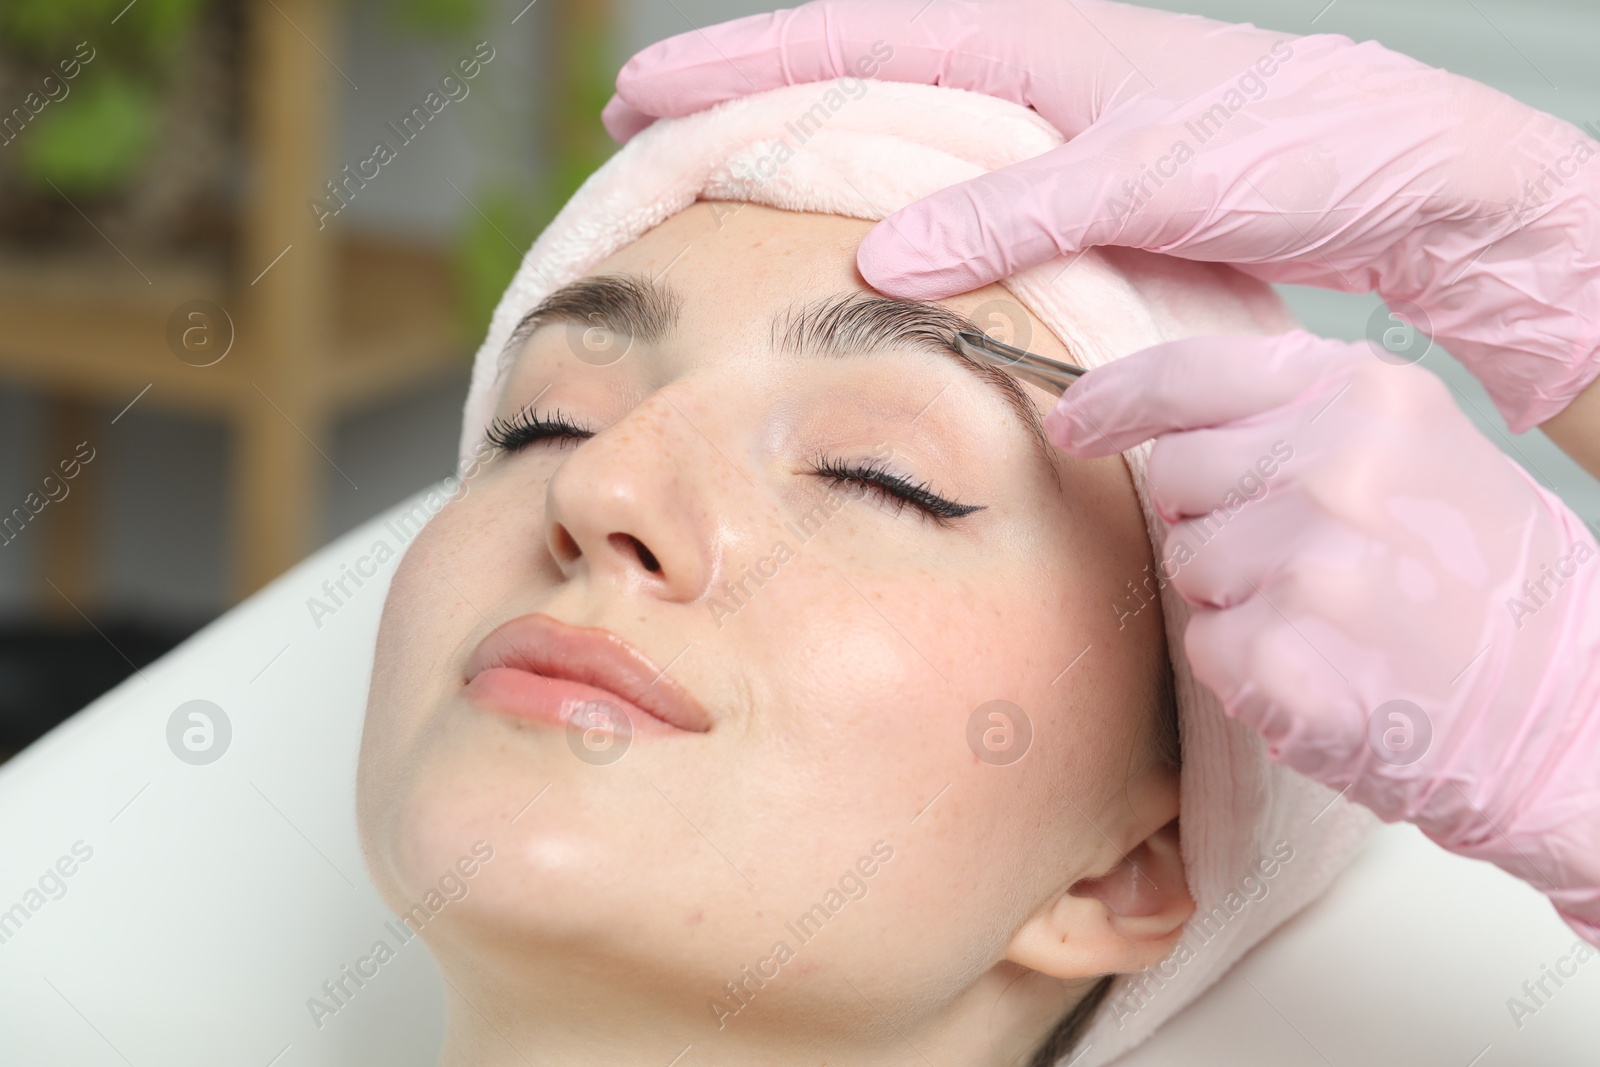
[1,486,1595,1066]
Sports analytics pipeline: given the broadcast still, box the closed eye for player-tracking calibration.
[809,455,985,527]
[483,408,986,528]
[485,405,595,453]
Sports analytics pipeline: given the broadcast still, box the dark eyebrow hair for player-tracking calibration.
[505,275,1057,472]
[772,293,1056,468]
[504,274,681,354]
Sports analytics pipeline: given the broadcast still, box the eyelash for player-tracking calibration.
[485,406,594,452]
[809,455,984,527]
[484,406,984,526]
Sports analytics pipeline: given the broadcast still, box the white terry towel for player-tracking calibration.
[455,79,1376,1065]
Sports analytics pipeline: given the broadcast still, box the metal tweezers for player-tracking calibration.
[952,330,1088,396]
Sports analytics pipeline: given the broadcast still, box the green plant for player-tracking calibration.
[2,0,206,194]
[443,5,618,339]
[452,7,618,336]
[3,0,204,58]
[387,0,486,39]
[454,185,540,337]
[19,72,160,194]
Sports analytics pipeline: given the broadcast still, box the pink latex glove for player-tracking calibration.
[604,0,1600,432]
[1046,330,1600,944]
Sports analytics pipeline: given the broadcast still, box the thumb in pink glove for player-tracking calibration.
[1047,331,1600,945]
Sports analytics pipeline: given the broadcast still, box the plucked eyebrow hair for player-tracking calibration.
[505,274,1055,468]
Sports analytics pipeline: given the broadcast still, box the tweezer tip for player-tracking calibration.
[951,329,1089,393]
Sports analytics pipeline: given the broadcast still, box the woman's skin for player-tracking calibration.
[1542,385,1600,481]
[356,203,1194,1067]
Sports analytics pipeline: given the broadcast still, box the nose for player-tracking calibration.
[541,401,714,601]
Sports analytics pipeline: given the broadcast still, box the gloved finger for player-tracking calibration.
[855,146,1089,301]
[610,1,1107,137]
[1161,492,1308,609]
[1144,422,1300,523]
[1043,332,1346,458]
[856,118,1226,299]
[1184,594,1367,778]
[853,46,1344,302]
[601,93,657,143]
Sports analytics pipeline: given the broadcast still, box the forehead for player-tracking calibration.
[587,202,1065,363]
[593,202,877,309]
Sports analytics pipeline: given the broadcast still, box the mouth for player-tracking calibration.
[463,613,711,734]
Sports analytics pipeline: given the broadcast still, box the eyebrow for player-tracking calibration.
[506,274,1055,465]
[770,293,1053,463]
[505,274,681,353]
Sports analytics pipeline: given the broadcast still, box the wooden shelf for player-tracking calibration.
[0,235,466,419]
[0,247,243,416]
[326,236,466,413]
[0,0,471,604]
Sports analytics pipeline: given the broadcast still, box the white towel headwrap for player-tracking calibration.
[457,80,1375,1065]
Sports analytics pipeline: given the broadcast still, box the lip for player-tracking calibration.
[463,613,711,734]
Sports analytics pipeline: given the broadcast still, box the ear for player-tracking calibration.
[1005,819,1192,978]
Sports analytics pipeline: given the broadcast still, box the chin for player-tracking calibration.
[362,726,654,955]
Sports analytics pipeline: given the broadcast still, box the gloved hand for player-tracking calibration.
[603,0,1600,433]
[1045,330,1600,945]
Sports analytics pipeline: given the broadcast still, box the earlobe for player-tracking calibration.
[1005,819,1192,978]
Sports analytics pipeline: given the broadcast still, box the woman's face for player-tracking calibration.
[357,204,1179,1055]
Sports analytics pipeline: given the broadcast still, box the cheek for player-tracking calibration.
[364,501,488,731]
[725,503,1099,799]
[723,547,1074,853]
[720,561,955,831]
[709,558,1114,998]
[357,493,526,887]
[366,474,546,710]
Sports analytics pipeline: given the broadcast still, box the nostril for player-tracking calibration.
[551,524,581,564]
[609,532,661,574]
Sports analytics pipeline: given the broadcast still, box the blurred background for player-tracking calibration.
[1,0,1597,762]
